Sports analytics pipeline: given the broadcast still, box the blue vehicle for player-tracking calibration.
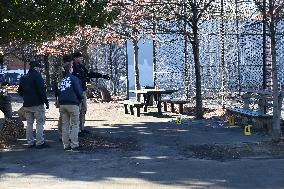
[0,72,22,85]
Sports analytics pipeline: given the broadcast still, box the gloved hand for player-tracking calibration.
[103,75,110,80]
[45,102,49,109]
[85,77,91,82]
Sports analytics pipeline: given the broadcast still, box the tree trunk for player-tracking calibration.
[24,61,27,75]
[82,45,90,69]
[133,40,141,101]
[184,34,190,99]
[221,0,226,106]
[0,54,3,69]
[270,20,281,142]
[109,44,115,95]
[125,41,129,99]
[43,55,51,91]
[153,37,157,86]
[192,25,203,119]
[262,0,267,90]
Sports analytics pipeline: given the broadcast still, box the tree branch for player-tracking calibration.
[197,0,216,21]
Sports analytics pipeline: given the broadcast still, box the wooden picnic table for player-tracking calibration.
[130,89,178,114]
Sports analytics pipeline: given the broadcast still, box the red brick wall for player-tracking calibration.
[5,55,29,70]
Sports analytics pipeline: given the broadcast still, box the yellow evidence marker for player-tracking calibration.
[244,125,252,136]
[176,116,182,124]
[228,115,235,126]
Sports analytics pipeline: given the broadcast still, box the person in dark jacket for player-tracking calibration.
[58,55,83,150]
[72,52,110,134]
[18,60,49,148]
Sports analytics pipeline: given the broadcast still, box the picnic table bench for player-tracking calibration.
[226,89,283,132]
[119,100,145,117]
[130,89,178,114]
[161,99,191,114]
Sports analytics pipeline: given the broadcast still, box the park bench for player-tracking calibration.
[120,100,145,117]
[161,99,191,114]
[226,89,283,132]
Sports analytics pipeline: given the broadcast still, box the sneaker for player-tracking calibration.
[35,142,50,149]
[64,146,71,151]
[71,146,80,152]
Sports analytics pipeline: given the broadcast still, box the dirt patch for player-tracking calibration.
[182,105,226,120]
[181,142,284,161]
[79,133,139,152]
[183,106,212,117]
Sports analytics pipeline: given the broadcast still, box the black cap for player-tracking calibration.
[72,52,83,58]
[30,60,43,68]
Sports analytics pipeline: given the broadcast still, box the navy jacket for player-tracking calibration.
[72,63,104,91]
[18,69,48,107]
[58,73,83,105]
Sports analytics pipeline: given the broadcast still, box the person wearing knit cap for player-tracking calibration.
[18,60,49,149]
[72,52,110,135]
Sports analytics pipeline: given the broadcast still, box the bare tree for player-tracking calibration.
[254,0,284,141]
[158,0,217,119]
[107,0,153,100]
